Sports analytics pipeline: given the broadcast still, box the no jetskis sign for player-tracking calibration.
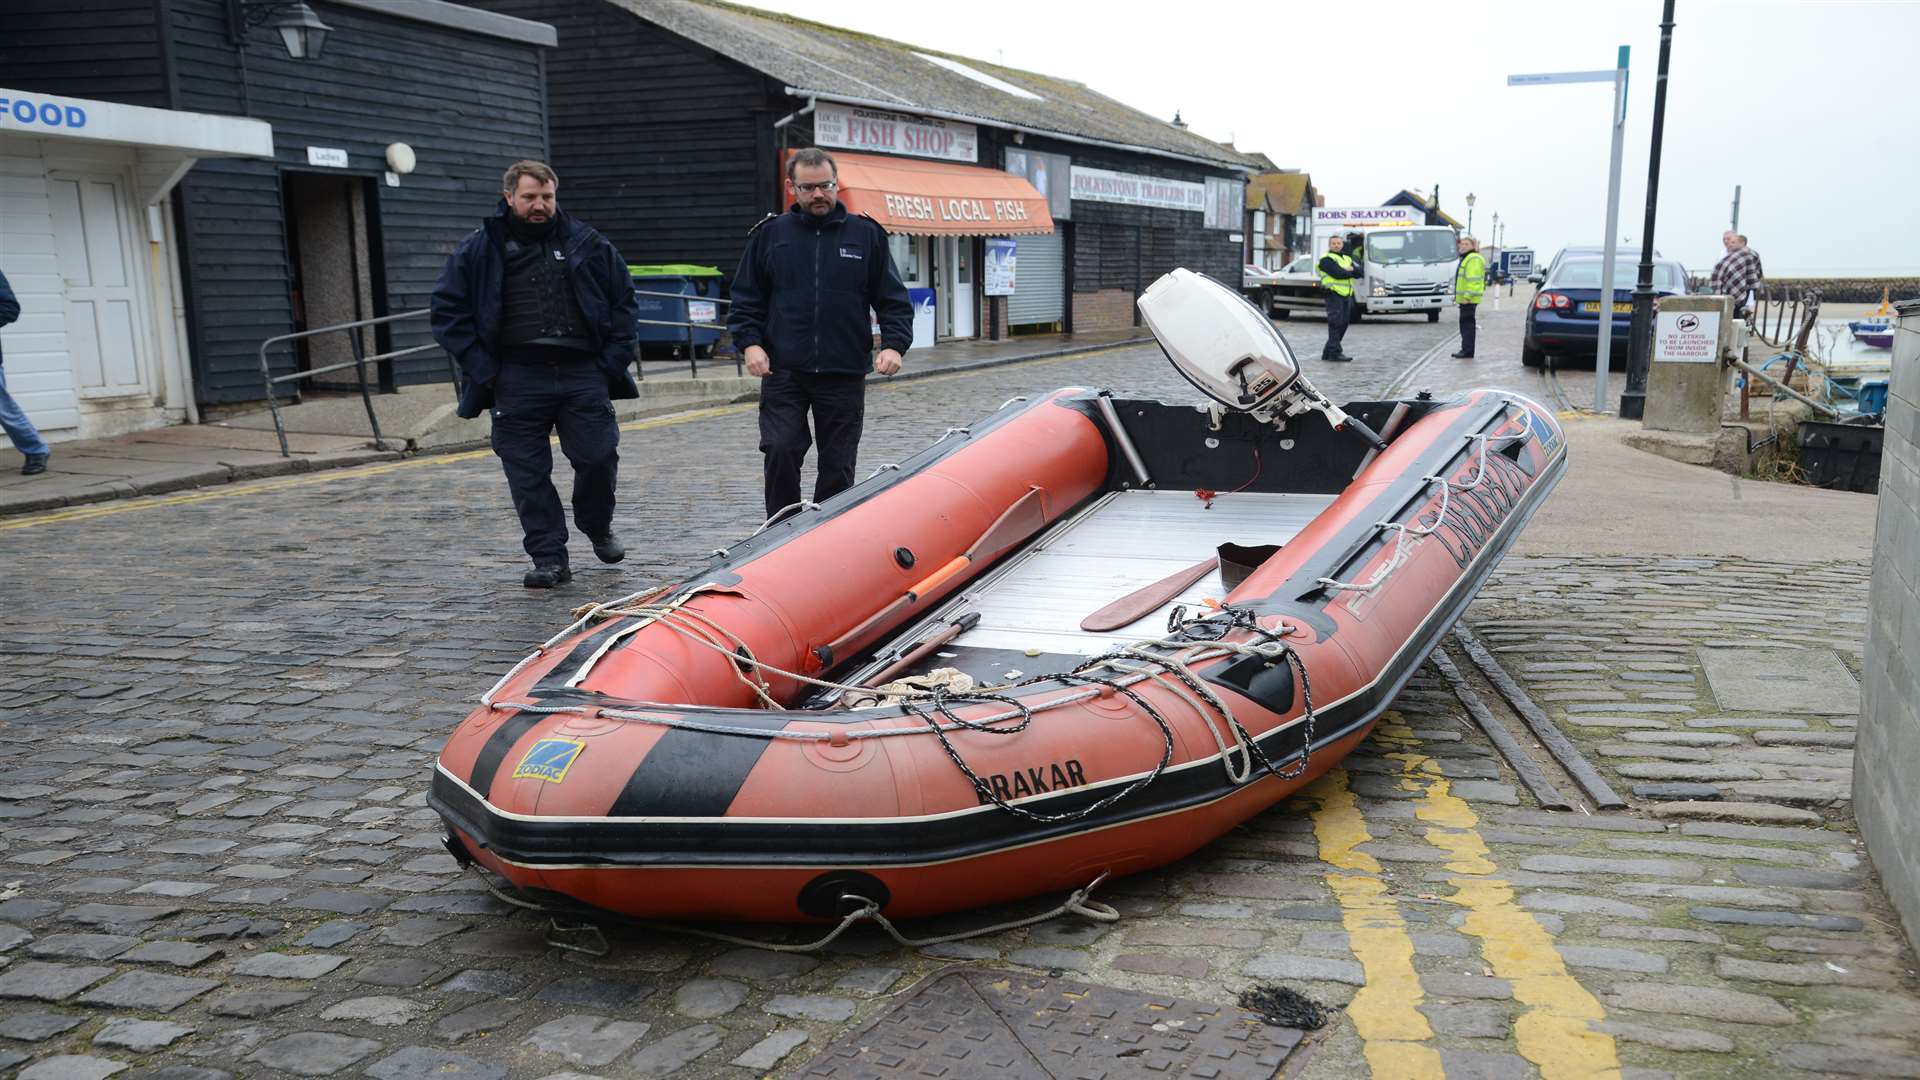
[1654,310,1721,363]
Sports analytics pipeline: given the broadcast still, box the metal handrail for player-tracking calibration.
[630,288,740,378]
[255,290,740,457]
[256,308,445,457]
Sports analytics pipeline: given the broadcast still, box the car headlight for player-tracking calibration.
[1371,283,1386,296]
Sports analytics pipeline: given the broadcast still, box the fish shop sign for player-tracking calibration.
[815,102,978,163]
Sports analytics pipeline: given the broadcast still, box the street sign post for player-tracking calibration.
[1509,46,1630,414]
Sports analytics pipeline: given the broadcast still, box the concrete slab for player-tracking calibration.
[1699,647,1861,715]
[1513,417,1879,560]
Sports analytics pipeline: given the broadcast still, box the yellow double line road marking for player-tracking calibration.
[0,345,1144,534]
[1311,712,1621,1079]
[1310,759,1444,1079]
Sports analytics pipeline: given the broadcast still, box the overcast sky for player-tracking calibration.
[738,0,1920,277]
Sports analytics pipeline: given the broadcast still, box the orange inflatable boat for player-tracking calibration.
[431,270,1566,922]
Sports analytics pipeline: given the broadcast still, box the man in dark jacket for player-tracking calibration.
[728,148,914,520]
[0,268,51,476]
[431,160,639,588]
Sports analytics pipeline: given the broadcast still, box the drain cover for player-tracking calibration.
[803,967,1305,1079]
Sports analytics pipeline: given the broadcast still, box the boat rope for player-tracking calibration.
[1315,429,1525,596]
[483,607,1324,830]
[753,500,819,535]
[461,861,1118,955]
[909,674,1177,824]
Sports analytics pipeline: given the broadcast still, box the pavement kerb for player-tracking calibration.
[0,336,1146,522]
[0,332,1136,526]
[1380,330,1464,400]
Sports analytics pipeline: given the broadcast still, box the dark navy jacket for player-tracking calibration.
[0,268,18,367]
[431,203,639,419]
[727,203,913,375]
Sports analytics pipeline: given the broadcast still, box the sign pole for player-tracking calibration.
[1594,46,1629,413]
[1508,55,1630,413]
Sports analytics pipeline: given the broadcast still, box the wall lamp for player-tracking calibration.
[226,0,333,61]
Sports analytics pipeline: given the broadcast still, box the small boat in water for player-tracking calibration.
[1848,321,1894,349]
[430,269,1567,922]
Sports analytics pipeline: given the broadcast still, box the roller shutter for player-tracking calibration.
[1006,231,1065,326]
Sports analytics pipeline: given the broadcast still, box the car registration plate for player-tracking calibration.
[1580,302,1633,313]
[688,300,719,323]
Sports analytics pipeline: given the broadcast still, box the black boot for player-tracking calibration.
[21,453,48,476]
[523,563,573,589]
[590,532,625,564]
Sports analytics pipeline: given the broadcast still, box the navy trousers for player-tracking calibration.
[490,354,619,566]
[1322,293,1351,358]
[759,369,866,520]
[1459,302,1478,356]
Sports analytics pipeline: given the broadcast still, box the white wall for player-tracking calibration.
[0,134,188,441]
[0,137,79,436]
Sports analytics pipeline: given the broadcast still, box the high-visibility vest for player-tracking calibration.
[1455,251,1486,304]
[1319,252,1355,298]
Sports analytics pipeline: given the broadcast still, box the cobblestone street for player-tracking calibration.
[3,303,1915,1080]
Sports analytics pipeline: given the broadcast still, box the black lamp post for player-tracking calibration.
[227,0,332,60]
[1466,192,1476,236]
[1620,0,1677,421]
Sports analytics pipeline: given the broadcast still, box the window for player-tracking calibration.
[888,234,923,282]
[1552,259,1683,291]
[1203,177,1241,231]
[1364,230,1456,265]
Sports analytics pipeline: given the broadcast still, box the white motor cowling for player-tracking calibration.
[1137,267,1301,412]
[1137,268,1385,449]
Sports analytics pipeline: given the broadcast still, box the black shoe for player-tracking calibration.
[1451,351,1475,359]
[523,563,573,589]
[21,453,48,476]
[1328,353,1354,362]
[589,532,625,564]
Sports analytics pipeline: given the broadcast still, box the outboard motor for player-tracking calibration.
[1138,268,1385,450]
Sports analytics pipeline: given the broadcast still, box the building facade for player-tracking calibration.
[0,0,555,438]
[467,0,1259,343]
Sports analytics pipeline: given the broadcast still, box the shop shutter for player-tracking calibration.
[1006,231,1065,326]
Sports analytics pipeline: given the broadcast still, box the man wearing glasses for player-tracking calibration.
[728,148,914,521]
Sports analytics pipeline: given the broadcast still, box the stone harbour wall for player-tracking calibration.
[1687,275,1920,304]
[1857,297,1920,953]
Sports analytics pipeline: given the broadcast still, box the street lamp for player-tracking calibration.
[226,0,333,60]
[1620,0,1679,422]
[1466,192,1477,236]
[1491,211,1500,247]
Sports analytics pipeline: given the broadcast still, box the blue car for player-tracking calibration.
[1523,256,1689,369]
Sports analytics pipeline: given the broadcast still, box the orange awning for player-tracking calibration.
[806,150,1054,237]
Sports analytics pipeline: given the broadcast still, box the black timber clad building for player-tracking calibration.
[0,0,555,406]
[465,0,1259,341]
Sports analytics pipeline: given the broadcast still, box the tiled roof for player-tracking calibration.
[1385,189,1463,229]
[613,0,1264,171]
[1248,172,1311,213]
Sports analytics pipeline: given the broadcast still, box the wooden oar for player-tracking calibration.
[1079,556,1217,633]
[838,612,982,706]
[816,488,1046,667]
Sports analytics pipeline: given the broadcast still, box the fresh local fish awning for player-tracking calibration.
[825,151,1054,236]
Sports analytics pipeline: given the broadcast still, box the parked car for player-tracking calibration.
[1262,255,1323,320]
[1523,256,1689,369]
[1243,263,1281,287]
[1530,244,1658,286]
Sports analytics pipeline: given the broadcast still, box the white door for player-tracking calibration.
[948,238,975,338]
[49,173,149,398]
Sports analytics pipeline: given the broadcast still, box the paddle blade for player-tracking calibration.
[1080,557,1217,633]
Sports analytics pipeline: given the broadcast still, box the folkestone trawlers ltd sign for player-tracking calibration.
[1069,166,1206,213]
